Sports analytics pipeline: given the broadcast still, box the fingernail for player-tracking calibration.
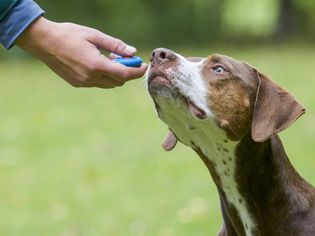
[126,45,137,55]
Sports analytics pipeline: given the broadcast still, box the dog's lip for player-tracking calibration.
[148,72,207,120]
[187,100,207,120]
[148,72,171,85]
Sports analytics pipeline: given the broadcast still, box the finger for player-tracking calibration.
[108,53,120,60]
[93,76,125,89]
[91,55,148,82]
[106,62,148,82]
[49,60,124,89]
[101,76,125,87]
[90,30,136,56]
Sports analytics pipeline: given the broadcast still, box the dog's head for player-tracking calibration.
[147,48,304,149]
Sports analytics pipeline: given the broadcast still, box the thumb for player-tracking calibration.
[91,30,136,56]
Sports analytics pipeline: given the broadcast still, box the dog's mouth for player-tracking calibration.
[187,100,206,119]
[148,73,207,120]
[147,73,171,87]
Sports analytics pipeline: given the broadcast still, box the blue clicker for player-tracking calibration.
[114,56,143,67]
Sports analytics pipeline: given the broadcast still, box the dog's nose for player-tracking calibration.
[150,48,177,65]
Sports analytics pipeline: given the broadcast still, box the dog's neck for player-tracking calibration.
[196,131,315,236]
[158,100,256,235]
[226,134,314,235]
[158,101,314,236]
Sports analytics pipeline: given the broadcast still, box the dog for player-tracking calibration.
[146,48,315,236]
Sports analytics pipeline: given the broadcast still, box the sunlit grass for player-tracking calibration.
[0,45,314,236]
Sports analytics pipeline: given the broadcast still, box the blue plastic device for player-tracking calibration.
[114,56,142,67]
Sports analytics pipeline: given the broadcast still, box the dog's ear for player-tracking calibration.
[251,71,305,142]
[162,129,177,151]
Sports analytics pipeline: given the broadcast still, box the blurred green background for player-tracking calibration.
[1,0,315,235]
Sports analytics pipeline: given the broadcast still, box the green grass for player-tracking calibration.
[0,45,315,236]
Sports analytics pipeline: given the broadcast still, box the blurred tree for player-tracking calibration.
[221,0,278,39]
[8,0,315,50]
[141,0,224,46]
[292,0,315,39]
[272,0,315,41]
[273,0,297,40]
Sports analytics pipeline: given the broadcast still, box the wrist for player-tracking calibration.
[16,17,53,55]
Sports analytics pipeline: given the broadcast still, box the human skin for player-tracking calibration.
[16,17,148,88]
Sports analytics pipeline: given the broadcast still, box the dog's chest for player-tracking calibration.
[158,101,255,236]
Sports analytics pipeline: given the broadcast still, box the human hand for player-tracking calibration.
[16,17,148,88]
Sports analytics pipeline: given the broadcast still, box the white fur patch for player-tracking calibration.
[164,54,211,117]
[148,56,255,236]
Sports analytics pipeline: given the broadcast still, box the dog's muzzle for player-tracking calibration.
[150,48,177,67]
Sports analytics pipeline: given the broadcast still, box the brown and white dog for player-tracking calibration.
[146,48,315,236]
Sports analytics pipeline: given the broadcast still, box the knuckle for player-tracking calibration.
[120,71,129,80]
[86,61,100,73]
[111,39,125,52]
[76,75,91,87]
[81,76,89,83]
[86,59,105,74]
[91,29,100,38]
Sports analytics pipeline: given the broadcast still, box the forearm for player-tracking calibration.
[0,0,44,49]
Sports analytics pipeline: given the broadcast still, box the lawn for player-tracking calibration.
[0,45,315,236]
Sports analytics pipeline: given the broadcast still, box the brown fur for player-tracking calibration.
[148,49,315,236]
[201,55,259,140]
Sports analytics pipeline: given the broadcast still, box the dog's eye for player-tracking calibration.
[213,66,225,74]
